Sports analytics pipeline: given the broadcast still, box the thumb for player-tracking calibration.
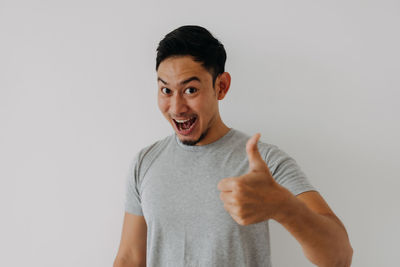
[246,133,266,172]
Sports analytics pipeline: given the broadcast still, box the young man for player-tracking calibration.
[114,25,353,267]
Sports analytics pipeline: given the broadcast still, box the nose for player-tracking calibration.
[170,93,189,116]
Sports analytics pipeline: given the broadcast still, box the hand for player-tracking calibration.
[217,133,292,225]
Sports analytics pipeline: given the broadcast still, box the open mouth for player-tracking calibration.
[173,116,197,134]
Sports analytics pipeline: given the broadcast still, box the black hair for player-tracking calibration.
[156,25,227,88]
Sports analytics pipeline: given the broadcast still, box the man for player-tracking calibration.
[114,25,353,267]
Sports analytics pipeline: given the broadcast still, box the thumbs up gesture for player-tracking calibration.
[217,133,293,226]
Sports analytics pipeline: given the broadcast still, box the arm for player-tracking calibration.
[113,212,147,267]
[274,190,353,267]
[217,133,353,267]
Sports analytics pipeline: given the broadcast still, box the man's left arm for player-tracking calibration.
[217,133,353,267]
[274,189,353,267]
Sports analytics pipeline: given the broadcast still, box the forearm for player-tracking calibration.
[113,256,146,267]
[273,191,353,267]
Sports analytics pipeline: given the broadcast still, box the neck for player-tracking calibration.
[195,117,230,146]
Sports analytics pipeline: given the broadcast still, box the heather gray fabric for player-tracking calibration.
[124,128,316,267]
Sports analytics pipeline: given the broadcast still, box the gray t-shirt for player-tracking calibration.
[124,128,316,267]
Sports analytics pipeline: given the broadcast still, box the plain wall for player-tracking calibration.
[1,0,399,266]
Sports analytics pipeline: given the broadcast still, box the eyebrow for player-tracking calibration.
[157,76,201,86]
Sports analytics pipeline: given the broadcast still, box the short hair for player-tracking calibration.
[156,25,227,87]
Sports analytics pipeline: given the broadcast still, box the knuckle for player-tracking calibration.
[233,181,245,193]
[238,217,247,226]
[237,206,246,217]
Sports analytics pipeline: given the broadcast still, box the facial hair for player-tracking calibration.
[181,127,209,146]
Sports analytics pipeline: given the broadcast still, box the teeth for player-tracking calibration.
[174,117,195,123]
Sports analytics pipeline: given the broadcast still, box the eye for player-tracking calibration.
[161,87,171,94]
[184,87,197,95]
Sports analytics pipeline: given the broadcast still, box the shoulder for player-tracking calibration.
[135,134,173,164]
[258,141,290,165]
[128,134,174,174]
[125,134,175,192]
[233,129,282,159]
[233,129,292,168]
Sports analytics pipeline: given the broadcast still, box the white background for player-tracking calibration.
[1,0,399,266]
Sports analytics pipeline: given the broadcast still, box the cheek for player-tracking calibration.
[192,103,213,126]
[157,97,168,113]
[197,97,216,116]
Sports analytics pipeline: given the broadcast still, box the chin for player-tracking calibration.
[181,139,199,146]
[179,128,208,146]
[177,133,198,146]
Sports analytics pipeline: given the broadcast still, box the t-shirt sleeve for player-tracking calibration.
[124,153,144,216]
[263,144,317,196]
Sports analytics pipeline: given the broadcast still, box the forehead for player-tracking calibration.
[157,56,211,84]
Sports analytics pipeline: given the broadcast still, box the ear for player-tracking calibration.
[216,72,231,100]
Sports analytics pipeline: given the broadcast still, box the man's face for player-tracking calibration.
[157,55,220,146]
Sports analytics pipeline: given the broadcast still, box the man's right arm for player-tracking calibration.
[113,212,147,267]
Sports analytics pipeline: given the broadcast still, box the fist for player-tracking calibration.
[217,133,290,225]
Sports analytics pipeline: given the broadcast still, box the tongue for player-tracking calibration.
[181,117,195,130]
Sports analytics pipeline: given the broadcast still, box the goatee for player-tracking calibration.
[181,128,209,146]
